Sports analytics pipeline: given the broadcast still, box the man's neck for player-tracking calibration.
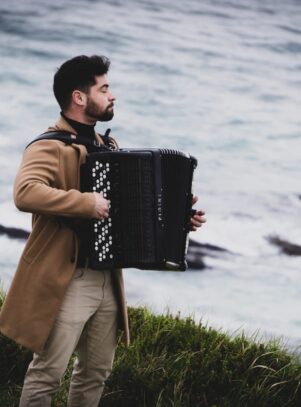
[62,111,96,126]
[61,112,96,140]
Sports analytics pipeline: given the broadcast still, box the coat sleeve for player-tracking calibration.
[14,140,95,218]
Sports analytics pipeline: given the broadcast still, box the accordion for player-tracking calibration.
[81,148,197,271]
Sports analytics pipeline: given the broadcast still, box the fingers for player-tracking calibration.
[190,210,206,232]
[93,192,110,219]
[194,210,206,217]
[191,216,206,227]
[102,206,110,219]
[191,195,206,230]
[192,195,198,206]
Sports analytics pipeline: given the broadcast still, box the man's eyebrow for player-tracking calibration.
[99,84,109,89]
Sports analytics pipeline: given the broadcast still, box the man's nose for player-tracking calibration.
[109,92,116,101]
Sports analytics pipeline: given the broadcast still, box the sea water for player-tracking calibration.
[0,0,300,349]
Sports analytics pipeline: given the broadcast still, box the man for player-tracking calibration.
[0,55,206,406]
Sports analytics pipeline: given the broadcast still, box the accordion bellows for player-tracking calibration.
[81,149,197,271]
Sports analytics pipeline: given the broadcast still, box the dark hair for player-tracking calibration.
[53,55,111,110]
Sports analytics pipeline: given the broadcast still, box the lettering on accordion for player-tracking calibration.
[157,191,163,222]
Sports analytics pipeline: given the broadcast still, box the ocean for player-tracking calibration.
[0,0,301,349]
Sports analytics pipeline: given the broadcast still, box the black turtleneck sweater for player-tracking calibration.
[61,112,96,141]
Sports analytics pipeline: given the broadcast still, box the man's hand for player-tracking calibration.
[190,195,206,231]
[93,192,110,219]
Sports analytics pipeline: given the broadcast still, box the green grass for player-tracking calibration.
[1,288,301,406]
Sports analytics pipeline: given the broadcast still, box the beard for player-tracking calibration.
[85,98,114,122]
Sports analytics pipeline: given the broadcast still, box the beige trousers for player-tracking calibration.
[19,268,119,407]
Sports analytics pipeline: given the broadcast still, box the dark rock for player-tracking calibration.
[189,239,228,252]
[0,225,29,240]
[187,248,206,270]
[0,224,230,270]
[267,235,301,256]
[187,239,229,270]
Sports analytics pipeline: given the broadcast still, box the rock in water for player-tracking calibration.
[0,224,29,240]
[0,224,231,270]
[187,239,229,270]
[267,235,301,256]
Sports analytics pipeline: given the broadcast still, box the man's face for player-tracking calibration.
[84,74,115,122]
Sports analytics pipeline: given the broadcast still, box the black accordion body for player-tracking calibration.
[81,149,197,271]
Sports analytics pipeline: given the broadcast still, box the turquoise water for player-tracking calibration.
[0,0,301,348]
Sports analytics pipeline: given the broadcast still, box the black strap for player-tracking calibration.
[102,128,116,149]
[26,130,113,153]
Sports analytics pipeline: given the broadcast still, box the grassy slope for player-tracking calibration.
[0,289,301,406]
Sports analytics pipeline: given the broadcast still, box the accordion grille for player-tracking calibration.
[112,155,156,265]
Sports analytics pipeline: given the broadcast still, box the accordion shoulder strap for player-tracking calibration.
[26,130,113,152]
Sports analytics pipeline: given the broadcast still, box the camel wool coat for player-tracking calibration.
[0,117,129,354]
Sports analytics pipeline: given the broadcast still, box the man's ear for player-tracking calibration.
[71,90,87,106]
